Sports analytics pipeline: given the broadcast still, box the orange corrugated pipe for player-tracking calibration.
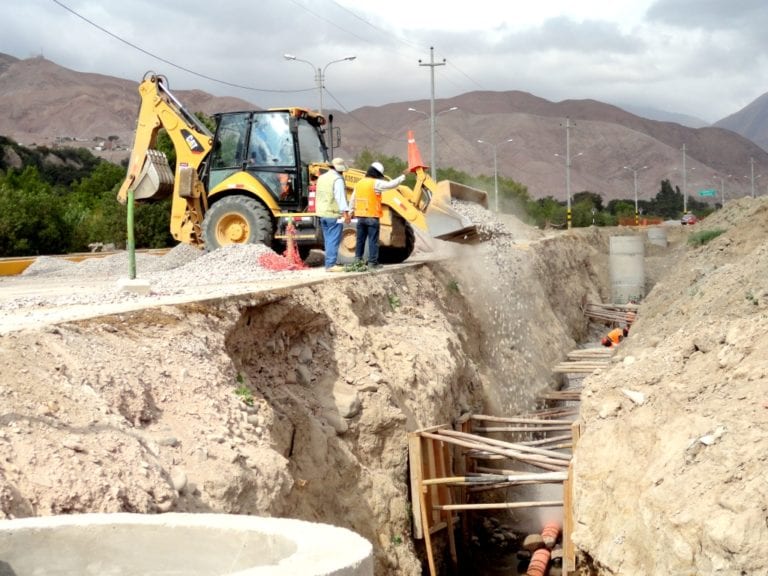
[541,521,561,549]
[526,547,551,576]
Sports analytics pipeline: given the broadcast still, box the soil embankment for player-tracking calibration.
[2,199,766,575]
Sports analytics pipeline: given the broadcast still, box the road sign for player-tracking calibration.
[698,189,717,197]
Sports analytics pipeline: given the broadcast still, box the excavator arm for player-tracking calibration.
[117,73,215,245]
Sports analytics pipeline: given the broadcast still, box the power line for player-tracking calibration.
[50,0,316,94]
[326,1,486,92]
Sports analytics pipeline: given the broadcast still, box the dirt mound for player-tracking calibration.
[573,197,768,575]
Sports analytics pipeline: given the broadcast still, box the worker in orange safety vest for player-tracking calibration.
[601,326,629,347]
[349,161,406,269]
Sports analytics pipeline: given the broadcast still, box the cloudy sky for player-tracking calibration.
[3,0,768,123]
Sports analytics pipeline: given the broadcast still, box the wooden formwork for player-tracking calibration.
[409,409,577,576]
[408,425,459,576]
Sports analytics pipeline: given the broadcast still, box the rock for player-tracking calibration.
[522,533,545,552]
[157,436,179,447]
[620,388,646,405]
[62,436,85,452]
[298,346,313,364]
[170,468,188,493]
[296,364,312,386]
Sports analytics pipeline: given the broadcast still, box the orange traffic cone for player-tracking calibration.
[407,130,427,173]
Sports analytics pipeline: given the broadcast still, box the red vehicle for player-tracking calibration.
[681,213,698,225]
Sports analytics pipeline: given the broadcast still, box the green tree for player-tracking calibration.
[526,196,566,229]
[0,167,71,256]
[65,162,128,251]
[648,179,682,218]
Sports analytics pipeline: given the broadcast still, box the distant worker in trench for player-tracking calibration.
[601,326,629,347]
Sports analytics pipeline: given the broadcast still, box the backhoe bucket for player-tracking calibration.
[130,149,174,200]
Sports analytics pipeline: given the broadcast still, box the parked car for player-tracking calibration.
[681,213,698,225]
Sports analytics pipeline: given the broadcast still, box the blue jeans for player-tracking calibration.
[355,217,380,265]
[320,217,342,268]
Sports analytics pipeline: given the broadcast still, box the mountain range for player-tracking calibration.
[3,52,768,204]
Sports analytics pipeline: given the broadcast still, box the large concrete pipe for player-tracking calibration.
[609,235,645,304]
[646,226,668,247]
[0,513,373,576]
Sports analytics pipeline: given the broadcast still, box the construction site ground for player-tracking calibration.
[0,199,766,575]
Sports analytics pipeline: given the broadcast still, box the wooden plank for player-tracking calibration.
[437,440,458,568]
[407,433,425,540]
[435,500,563,511]
[564,461,575,575]
[419,469,438,576]
[564,419,581,574]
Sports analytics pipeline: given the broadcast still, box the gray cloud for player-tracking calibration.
[1,0,767,123]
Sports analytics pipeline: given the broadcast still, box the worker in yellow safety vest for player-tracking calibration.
[349,161,406,269]
[315,157,351,272]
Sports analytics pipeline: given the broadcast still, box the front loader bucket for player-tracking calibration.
[437,180,489,209]
[131,149,174,200]
[423,180,489,243]
[405,130,488,243]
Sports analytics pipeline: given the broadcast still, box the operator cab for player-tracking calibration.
[207,108,329,212]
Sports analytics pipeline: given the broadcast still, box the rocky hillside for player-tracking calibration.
[0,55,256,148]
[715,91,768,152]
[574,198,768,575]
[3,53,768,203]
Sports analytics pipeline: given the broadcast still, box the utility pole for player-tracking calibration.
[418,47,445,181]
[556,118,579,229]
[682,144,687,214]
[477,138,514,212]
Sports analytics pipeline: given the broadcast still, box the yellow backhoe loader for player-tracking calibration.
[113,73,486,262]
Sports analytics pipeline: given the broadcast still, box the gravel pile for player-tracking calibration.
[21,244,203,279]
[451,199,509,238]
[148,243,311,292]
[4,244,318,313]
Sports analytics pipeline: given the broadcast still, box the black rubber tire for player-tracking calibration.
[336,223,365,264]
[202,195,274,251]
[379,222,415,264]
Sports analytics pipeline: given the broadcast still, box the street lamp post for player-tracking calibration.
[624,165,648,226]
[477,138,514,212]
[408,106,458,177]
[745,158,762,198]
[714,174,731,206]
[283,53,356,116]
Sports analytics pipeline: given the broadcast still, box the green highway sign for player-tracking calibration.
[698,189,717,197]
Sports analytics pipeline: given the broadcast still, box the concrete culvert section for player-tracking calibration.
[0,513,373,576]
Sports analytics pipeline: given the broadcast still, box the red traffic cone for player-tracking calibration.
[407,130,427,173]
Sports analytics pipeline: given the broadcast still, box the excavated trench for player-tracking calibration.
[0,220,664,575]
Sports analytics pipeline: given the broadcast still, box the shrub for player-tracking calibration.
[687,228,726,247]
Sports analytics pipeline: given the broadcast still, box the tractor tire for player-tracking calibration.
[336,223,364,264]
[202,195,274,251]
[379,222,415,264]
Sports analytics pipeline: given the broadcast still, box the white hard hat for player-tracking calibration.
[371,161,384,175]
